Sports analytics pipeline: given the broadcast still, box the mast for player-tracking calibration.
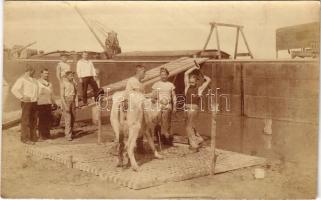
[73,5,106,52]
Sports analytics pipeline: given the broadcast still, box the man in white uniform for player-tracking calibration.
[11,65,39,144]
[76,52,99,105]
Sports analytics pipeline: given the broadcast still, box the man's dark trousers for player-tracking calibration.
[37,104,52,139]
[21,102,38,142]
[81,76,99,104]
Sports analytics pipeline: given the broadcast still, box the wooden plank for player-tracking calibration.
[27,142,266,190]
[101,57,208,94]
[210,22,243,28]
[2,110,21,129]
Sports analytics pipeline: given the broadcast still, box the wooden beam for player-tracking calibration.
[234,28,240,59]
[210,22,243,28]
[97,105,102,144]
[214,26,221,59]
[203,25,214,51]
[210,63,217,175]
[240,28,254,59]
[211,110,217,175]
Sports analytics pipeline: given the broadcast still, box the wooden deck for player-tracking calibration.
[26,142,266,190]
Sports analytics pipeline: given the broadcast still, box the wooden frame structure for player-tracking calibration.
[203,22,254,59]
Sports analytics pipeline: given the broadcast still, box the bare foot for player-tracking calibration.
[154,151,163,159]
[116,159,123,167]
[131,164,140,172]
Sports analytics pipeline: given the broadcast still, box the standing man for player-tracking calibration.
[184,64,211,152]
[37,69,55,140]
[56,53,71,84]
[152,67,176,146]
[122,65,146,153]
[76,51,99,106]
[11,65,39,144]
[60,71,77,141]
[125,65,145,95]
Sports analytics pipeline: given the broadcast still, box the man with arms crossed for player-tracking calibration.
[11,65,39,144]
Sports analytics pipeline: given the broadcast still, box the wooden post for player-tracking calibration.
[203,25,214,51]
[214,25,221,59]
[67,155,73,168]
[240,28,254,59]
[210,110,217,175]
[210,63,217,175]
[234,27,240,59]
[97,105,102,144]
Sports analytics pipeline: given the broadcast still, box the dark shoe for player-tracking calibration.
[189,146,199,153]
[136,137,145,154]
[37,138,46,142]
[166,135,174,146]
[160,134,167,145]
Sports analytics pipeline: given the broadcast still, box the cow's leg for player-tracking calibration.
[127,123,141,171]
[110,101,120,144]
[116,131,125,167]
[145,127,163,159]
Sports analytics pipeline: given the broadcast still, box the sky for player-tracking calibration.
[4,1,320,59]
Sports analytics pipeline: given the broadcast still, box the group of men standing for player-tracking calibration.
[124,63,211,151]
[11,51,210,151]
[11,51,100,144]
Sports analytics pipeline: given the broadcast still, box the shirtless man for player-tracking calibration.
[184,64,211,151]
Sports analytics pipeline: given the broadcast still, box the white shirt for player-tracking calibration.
[37,79,54,105]
[152,81,175,103]
[11,75,39,102]
[125,77,144,93]
[76,59,96,78]
[57,61,71,79]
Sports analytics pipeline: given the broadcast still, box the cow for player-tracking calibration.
[110,90,163,171]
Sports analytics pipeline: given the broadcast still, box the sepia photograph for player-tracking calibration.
[2,1,320,198]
